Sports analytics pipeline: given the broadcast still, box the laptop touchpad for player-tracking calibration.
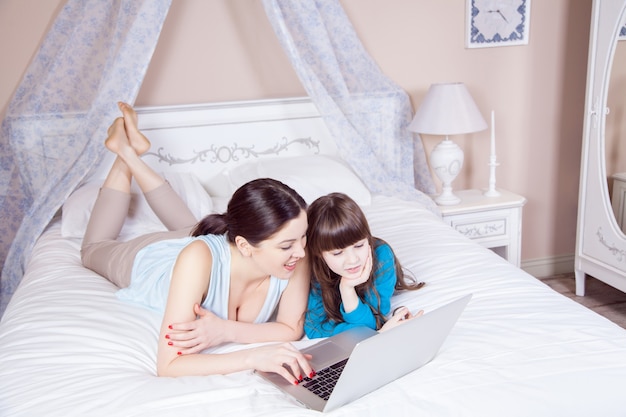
[303,340,352,370]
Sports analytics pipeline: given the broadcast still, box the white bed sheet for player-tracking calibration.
[1,195,626,417]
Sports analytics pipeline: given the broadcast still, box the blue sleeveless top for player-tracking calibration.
[116,234,289,323]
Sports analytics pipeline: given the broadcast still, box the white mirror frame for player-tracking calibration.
[575,0,626,295]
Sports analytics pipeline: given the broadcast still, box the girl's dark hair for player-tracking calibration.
[191,178,307,245]
[306,193,423,329]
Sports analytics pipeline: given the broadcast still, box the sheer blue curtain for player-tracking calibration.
[261,0,437,209]
[0,0,172,315]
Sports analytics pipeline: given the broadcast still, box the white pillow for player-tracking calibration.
[206,155,371,206]
[62,172,213,239]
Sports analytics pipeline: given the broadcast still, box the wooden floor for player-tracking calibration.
[538,273,626,329]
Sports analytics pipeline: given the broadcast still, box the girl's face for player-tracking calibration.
[321,238,370,280]
[250,210,308,279]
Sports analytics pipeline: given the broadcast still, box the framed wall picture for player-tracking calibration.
[466,0,531,48]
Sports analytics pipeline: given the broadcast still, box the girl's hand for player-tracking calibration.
[338,246,373,313]
[379,307,424,332]
[340,246,373,289]
[166,304,230,354]
[248,343,315,385]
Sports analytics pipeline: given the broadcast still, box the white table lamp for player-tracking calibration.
[409,82,487,205]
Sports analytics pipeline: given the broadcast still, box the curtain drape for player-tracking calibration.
[261,0,437,209]
[0,0,172,315]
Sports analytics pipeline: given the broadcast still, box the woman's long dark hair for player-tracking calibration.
[191,178,307,245]
[306,193,423,329]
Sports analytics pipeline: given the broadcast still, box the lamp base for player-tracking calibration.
[431,137,464,206]
[435,187,461,205]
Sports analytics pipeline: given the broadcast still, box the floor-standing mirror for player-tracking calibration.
[576,0,626,295]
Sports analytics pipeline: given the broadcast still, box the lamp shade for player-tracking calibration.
[409,82,487,135]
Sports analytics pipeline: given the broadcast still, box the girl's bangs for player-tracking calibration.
[317,217,368,252]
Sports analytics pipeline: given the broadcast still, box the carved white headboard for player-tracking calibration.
[91,97,339,192]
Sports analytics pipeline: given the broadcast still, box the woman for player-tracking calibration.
[81,102,313,385]
[303,193,425,338]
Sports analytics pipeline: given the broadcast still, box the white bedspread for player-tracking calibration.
[1,195,626,416]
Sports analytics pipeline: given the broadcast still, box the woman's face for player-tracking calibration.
[321,238,370,280]
[249,210,308,279]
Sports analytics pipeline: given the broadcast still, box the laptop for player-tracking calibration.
[257,293,472,412]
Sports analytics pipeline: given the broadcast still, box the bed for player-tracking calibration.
[1,97,626,417]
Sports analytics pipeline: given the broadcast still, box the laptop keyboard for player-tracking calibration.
[301,358,349,400]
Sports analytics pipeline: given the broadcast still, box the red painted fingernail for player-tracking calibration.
[294,380,299,385]
[165,334,170,339]
[177,352,182,355]
[309,370,316,378]
[168,325,173,329]
[168,341,173,346]
[298,375,303,382]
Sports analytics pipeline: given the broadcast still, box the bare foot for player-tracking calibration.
[118,102,150,155]
[104,117,133,155]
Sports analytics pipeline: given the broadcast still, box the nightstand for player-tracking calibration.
[437,189,526,267]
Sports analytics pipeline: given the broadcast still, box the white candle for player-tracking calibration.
[490,110,496,156]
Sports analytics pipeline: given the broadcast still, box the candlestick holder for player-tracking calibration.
[484,109,501,197]
[485,154,501,197]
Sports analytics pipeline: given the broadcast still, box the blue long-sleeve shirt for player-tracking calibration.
[304,243,396,339]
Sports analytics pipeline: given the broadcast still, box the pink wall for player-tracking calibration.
[0,0,593,267]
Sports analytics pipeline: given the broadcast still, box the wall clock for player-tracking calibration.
[466,0,531,48]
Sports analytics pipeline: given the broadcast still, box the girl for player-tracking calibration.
[81,102,313,385]
[304,192,425,338]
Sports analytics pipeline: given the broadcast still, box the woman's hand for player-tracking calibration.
[247,343,315,385]
[379,306,424,332]
[166,304,231,354]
